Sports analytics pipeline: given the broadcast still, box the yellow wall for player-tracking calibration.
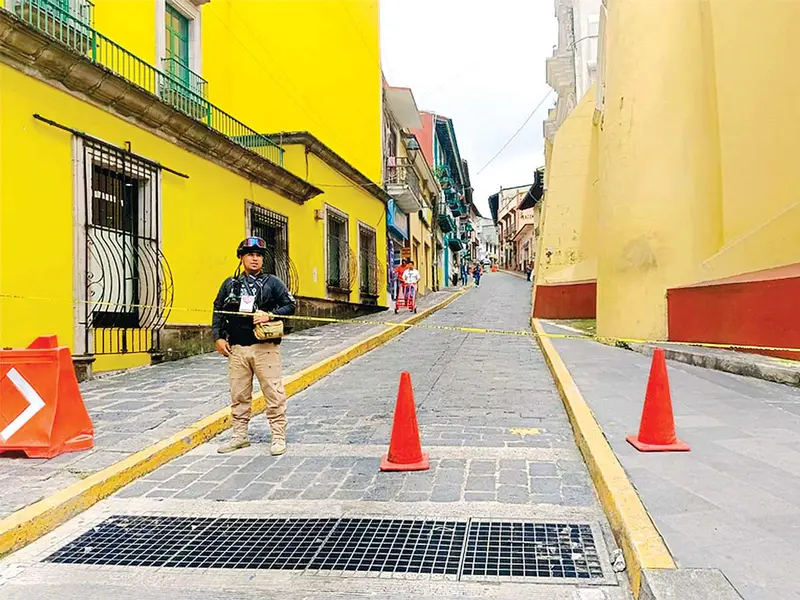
[699,0,800,281]
[92,0,156,64]
[540,0,800,340]
[534,89,599,288]
[0,64,386,371]
[280,144,388,305]
[202,0,382,183]
[594,0,723,340]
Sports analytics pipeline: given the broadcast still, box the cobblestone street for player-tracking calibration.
[0,291,453,520]
[0,273,631,599]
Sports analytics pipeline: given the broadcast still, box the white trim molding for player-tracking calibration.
[155,0,203,78]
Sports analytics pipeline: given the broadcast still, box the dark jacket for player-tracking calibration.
[212,273,296,346]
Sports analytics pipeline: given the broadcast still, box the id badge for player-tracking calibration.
[239,295,256,313]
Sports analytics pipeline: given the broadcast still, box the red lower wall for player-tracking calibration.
[667,264,800,361]
[533,280,597,319]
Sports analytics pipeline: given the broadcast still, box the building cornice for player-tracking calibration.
[266,131,390,205]
[0,9,322,204]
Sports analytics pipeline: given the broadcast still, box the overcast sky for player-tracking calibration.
[380,0,557,218]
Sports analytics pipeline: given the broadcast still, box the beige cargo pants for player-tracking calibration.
[228,343,287,441]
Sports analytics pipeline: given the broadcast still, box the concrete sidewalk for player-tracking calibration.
[544,323,800,600]
[0,291,454,521]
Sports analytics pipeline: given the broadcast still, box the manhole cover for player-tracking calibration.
[45,516,606,581]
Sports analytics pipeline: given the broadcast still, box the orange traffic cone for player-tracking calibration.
[380,372,430,471]
[626,348,690,452]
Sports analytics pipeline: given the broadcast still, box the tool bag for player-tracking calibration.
[254,316,284,341]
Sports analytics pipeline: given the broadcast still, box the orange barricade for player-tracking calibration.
[0,336,94,458]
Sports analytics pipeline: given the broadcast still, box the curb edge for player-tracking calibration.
[0,289,466,558]
[531,317,676,598]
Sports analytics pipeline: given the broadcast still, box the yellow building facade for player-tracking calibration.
[0,0,387,377]
[536,0,800,353]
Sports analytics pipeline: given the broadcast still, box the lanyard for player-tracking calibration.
[241,276,263,301]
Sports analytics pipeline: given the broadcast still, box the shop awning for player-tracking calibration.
[518,168,544,211]
[488,193,499,223]
[447,237,463,251]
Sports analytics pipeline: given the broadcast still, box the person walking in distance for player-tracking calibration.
[473,262,483,287]
[402,260,421,299]
[392,258,409,301]
[212,237,296,456]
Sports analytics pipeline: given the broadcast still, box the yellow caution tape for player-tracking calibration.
[0,293,798,354]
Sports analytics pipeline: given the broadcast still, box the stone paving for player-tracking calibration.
[544,322,800,600]
[0,290,454,520]
[119,275,591,507]
[0,273,631,599]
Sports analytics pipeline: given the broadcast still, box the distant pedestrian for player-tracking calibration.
[402,261,421,305]
[212,237,296,456]
[392,258,409,300]
[473,263,482,287]
[525,261,533,282]
[402,260,421,286]
[460,262,468,286]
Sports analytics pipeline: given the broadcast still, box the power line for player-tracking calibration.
[474,89,555,177]
[207,9,390,201]
[338,0,382,70]
[207,10,326,134]
[222,8,326,132]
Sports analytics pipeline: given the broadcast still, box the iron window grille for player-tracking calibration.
[246,202,298,294]
[78,138,173,356]
[358,224,379,298]
[326,208,351,292]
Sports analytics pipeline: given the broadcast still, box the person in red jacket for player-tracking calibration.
[392,258,409,300]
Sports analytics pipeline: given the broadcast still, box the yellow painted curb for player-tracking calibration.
[0,290,466,558]
[531,318,675,598]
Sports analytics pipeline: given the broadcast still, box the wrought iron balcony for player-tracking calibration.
[161,56,208,99]
[447,236,463,252]
[15,0,93,26]
[385,156,423,212]
[436,202,456,234]
[8,0,284,166]
[159,56,210,123]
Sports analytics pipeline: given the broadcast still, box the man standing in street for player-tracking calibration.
[212,237,296,456]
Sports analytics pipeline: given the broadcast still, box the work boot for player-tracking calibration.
[217,436,251,454]
[270,438,286,456]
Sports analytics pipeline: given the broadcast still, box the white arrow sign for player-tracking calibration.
[1,368,46,442]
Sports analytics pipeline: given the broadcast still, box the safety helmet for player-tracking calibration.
[236,237,268,258]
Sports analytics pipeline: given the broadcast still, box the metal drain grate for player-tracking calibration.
[45,516,605,581]
[462,522,604,580]
[47,516,338,570]
[308,519,466,574]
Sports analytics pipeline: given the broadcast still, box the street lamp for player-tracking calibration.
[405,135,421,162]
